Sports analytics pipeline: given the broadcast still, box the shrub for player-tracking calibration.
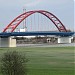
[0,51,27,75]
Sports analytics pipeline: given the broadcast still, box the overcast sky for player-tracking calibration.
[0,0,74,32]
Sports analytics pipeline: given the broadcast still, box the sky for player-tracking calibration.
[0,0,74,32]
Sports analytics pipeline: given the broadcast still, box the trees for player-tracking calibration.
[0,51,27,75]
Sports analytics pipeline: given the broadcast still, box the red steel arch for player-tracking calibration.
[3,10,67,32]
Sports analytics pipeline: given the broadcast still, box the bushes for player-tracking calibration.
[0,51,27,75]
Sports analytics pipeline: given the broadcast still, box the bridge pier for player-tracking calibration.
[0,37,16,47]
[58,36,73,43]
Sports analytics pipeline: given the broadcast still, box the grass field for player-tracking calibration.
[0,46,75,75]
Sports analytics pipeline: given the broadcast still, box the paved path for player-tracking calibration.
[17,43,75,47]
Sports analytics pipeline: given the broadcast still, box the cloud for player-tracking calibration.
[23,0,43,7]
[23,0,71,8]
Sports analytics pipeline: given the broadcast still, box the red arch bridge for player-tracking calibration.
[0,10,75,47]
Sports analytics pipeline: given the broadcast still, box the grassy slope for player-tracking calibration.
[0,46,75,75]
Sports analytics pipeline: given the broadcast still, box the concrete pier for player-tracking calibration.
[58,37,72,43]
[0,37,16,47]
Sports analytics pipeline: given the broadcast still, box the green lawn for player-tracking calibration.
[0,46,75,75]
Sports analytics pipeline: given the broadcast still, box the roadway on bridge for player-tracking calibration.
[0,31,74,37]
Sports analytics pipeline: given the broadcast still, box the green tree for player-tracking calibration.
[0,51,27,75]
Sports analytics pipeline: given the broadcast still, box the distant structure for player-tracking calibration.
[19,28,27,32]
[22,7,27,31]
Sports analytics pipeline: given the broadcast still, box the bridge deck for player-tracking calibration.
[0,31,74,37]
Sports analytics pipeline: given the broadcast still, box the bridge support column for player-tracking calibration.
[58,37,72,43]
[0,37,16,47]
